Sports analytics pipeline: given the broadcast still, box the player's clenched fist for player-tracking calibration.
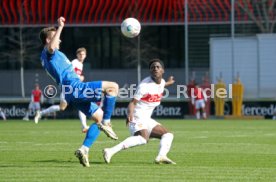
[57,17,65,27]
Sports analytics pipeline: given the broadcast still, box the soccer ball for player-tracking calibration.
[121,18,141,38]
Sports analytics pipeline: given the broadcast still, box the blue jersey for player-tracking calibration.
[40,48,80,85]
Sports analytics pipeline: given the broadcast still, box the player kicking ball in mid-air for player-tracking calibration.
[39,17,118,167]
[35,47,91,133]
[103,59,176,164]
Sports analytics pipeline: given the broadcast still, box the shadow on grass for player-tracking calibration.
[34,159,75,163]
[0,160,172,168]
[32,159,107,166]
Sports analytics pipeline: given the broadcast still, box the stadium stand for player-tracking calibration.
[0,0,261,25]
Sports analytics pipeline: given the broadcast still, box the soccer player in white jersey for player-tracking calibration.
[103,59,176,164]
[71,48,89,131]
[34,48,89,132]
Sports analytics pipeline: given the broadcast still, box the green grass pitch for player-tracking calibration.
[0,119,276,181]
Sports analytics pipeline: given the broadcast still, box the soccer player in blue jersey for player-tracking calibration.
[39,17,118,167]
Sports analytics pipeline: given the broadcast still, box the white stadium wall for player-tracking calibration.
[210,34,276,99]
[257,34,276,98]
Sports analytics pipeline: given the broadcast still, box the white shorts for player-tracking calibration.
[195,99,205,109]
[128,117,160,136]
[28,102,40,110]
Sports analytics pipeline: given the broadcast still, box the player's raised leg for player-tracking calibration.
[72,81,118,139]
[100,81,119,139]
[101,81,118,125]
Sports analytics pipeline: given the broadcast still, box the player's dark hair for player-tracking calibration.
[39,27,56,45]
[148,58,164,69]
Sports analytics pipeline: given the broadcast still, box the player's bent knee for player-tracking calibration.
[91,108,103,123]
[137,135,147,145]
[102,81,119,96]
[109,82,119,95]
[59,101,67,111]
[163,133,174,140]
[60,106,66,111]
[109,82,119,90]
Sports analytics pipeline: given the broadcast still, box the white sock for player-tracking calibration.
[196,111,200,119]
[203,112,207,119]
[102,119,111,125]
[41,105,60,116]
[78,111,88,129]
[157,133,174,157]
[110,135,147,155]
[80,145,89,155]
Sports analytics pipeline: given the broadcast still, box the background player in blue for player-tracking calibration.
[39,17,118,167]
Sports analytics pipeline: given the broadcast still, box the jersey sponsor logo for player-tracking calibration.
[141,93,162,103]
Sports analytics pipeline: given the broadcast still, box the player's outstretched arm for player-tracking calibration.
[165,76,175,87]
[47,17,65,53]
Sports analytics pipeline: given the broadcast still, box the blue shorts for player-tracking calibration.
[64,81,102,117]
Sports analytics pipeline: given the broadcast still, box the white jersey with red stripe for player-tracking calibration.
[133,76,165,119]
[71,59,83,76]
